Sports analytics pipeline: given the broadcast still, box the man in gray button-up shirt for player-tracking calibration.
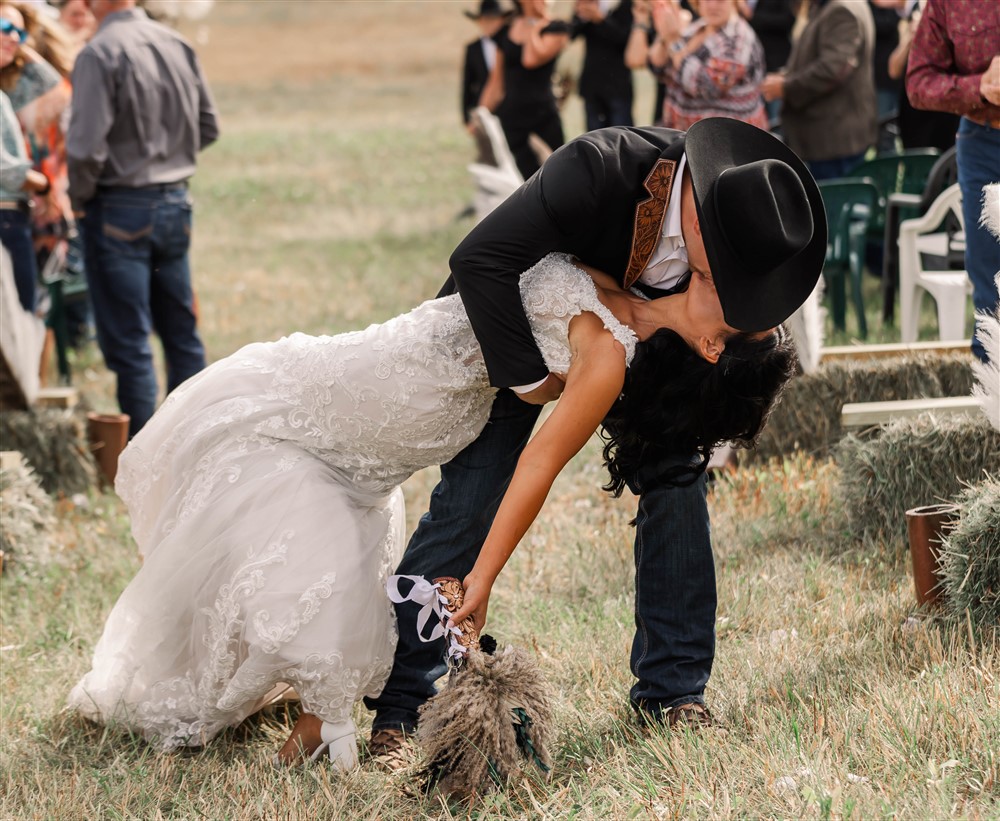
[67,0,219,438]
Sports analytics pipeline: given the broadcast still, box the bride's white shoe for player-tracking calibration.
[319,718,359,770]
[274,714,358,770]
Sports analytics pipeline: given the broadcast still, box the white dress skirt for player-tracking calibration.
[68,253,637,750]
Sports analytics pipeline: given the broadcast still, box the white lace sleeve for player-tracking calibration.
[519,253,638,374]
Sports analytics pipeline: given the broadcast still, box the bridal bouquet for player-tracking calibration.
[386,576,552,799]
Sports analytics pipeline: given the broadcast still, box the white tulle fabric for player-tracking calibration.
[68,253,636,750]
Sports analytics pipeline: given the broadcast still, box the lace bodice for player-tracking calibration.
[520,252,637,373]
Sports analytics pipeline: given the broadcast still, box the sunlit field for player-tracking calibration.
[2,3,996,819]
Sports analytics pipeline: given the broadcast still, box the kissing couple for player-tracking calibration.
[69,118,826,773]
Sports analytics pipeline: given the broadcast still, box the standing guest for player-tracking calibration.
[627,0,690,125]
[0,89,51,311]
[743,0,795,125]
[6,1,77,262]
[479,0,570,180]
[906,0,1000,365]
[869,0,902,151]
[57,0,95,45]
[761,0,877,181]
[67,0,219,438]
[0,1,66,311]
[461,0,509,133]
[886,0,956,153]
[572,0,636,130]
[627,0,769,132]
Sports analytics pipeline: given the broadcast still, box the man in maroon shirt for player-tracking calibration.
[907,0,1000,363]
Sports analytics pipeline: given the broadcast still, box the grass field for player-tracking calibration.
[2,2,997,819]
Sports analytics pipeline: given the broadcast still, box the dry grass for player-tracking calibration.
[3,3,998,819]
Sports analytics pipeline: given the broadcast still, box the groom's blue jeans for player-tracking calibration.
[365,389,716,731]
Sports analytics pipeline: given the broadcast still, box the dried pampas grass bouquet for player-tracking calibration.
[387,575,553,800]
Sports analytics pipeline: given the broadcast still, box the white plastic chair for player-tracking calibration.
[466,107,522,222]
[898,183,972,343]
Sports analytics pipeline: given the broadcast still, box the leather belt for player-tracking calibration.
[965,112,1000,129]
[97,180,189,193]
[0,199,31,215]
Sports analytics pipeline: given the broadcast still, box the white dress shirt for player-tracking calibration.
[481,36,497,72]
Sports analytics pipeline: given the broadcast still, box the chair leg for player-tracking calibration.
[824,265,847,331]
[849,256,868,339]
[898,228,919,344]
[882,208,899,324]
[901,285,924,344]
[934,287,969,341]
[47,279,72,385]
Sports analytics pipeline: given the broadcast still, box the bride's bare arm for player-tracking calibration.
[449,312,626,630]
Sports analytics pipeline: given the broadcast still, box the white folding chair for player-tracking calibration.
[466,107,523,222]
[898,183,972,343]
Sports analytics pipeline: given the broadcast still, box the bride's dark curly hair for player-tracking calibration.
[600,326,797,494]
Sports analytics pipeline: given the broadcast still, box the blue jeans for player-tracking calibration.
[80,185,206,437]
[365,390,716,731]
[584,94,634,132]
[807,152,866,182]
[956,118,1000,363]
[0,207,38,312]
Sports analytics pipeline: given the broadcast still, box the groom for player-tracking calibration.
[364,118,826,756]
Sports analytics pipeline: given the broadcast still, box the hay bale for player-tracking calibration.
[752,352,974,461]
[0,458,57,574]
[835,414,1000,551]
[0,409,96,495]
[939,476,1000,625]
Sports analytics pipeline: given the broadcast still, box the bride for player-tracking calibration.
[68,252,794,767]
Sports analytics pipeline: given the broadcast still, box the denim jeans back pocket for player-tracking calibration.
[101,200,154,258]
[158,195,193,259]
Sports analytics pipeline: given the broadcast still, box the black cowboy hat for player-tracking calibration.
[464,0,513,20]
[685,118,826,333]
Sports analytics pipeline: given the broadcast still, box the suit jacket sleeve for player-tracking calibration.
[783,5,864,109]
[447,138,608,388]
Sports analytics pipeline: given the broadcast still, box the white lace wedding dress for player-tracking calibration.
[68,253,637,750]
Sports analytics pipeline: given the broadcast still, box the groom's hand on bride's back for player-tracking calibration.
[514,373,566,405]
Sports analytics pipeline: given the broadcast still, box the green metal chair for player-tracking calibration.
[849,149,941,249]
[818,178,881,338]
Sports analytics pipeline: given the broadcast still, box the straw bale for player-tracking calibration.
[0,459,57,573]
[939,476,1000,625]
[751,352,974,461]
[835,414,1000,552]
[0,409,96,495]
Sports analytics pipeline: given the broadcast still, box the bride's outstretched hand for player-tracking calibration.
[449,573,492,636]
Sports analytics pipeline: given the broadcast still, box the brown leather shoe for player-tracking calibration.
[365,727,411,771]
[665,702,713,729]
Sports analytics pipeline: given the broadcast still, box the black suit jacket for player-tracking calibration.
[461,38,491,124]
[442,126,687,388]
[572,0,634,102]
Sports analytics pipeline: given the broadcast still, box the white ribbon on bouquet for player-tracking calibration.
[386,575,467,663]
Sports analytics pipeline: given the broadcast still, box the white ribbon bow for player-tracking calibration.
[386,575,467,662]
